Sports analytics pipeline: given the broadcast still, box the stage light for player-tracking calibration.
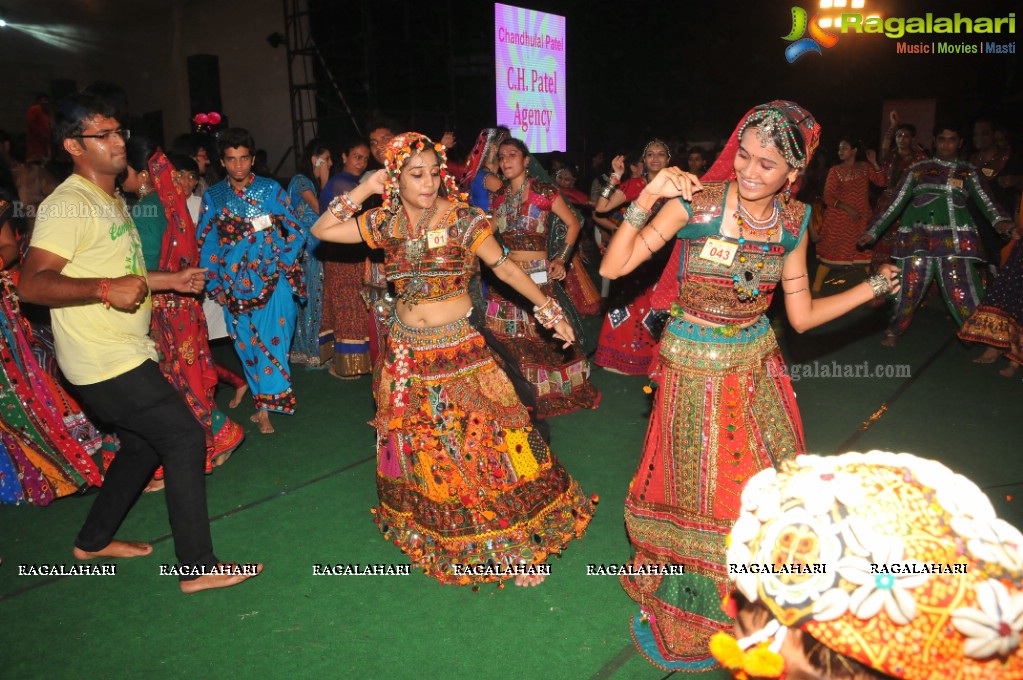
[0,19,7,27]
[852,0,865,7]
[820,18,833,28]
[820,1,833,8]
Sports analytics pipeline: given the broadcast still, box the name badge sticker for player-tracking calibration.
[426,228,448,249]
[530,270,549,285]
[251,214,272,232]
[699,237,737,266]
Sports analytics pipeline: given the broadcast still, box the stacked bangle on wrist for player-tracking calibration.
[328,192,362,221]
[553,242,573,263]
[600,183,617,200]
[866,273,892,298]
[533,296,566,329]
[623,202,651,230]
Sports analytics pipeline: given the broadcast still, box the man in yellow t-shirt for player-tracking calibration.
[19,92,260,594]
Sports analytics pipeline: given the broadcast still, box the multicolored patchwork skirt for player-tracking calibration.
[484,258,600,417]
[621,316,804,670]
[374,315,595,585]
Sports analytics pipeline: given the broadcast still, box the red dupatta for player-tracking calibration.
[148,151,218,458]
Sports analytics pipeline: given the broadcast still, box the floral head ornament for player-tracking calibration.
[382,132,465,212]
[715,451,1023,679]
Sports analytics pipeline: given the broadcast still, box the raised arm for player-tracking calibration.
[594,155,628,213]
[311,169,385,244]
[599,168,700,279]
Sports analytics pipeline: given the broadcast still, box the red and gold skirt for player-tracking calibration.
[622,316,804,670]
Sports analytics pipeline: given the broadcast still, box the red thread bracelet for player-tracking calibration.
[99,278,111,308]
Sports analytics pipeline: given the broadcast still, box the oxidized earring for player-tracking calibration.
[137,172,153,198]
[782,179,792,204]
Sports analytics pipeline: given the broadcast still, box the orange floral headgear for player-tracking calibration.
[717,451,1023,679]
[382,132,464,212]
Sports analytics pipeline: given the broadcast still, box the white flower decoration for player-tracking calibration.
[836,536,928,625]
[752,507,842,607]
[726,513,761,602]
[952,579,1023,659]
[937,473,996,522]
[787,468,867,518]
[740,467,780,522]
[836,515,875,559]
[951,518,1023,573]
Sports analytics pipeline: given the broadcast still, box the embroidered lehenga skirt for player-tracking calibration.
[484,258,601,417]
[958,240,1023,365]
[373,316,595,585]
[621,317,804,670]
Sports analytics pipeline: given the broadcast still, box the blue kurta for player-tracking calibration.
[197,175,306,413]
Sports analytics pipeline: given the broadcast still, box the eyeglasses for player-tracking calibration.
[77,128,130,142]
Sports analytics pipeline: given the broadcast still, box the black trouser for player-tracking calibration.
[74,360,217,580]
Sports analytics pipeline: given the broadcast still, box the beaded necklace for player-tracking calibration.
[397,204,438,304]
[732,195,779,301]
[502,178,528,226]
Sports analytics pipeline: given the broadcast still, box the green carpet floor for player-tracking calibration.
[2,273,1020,680]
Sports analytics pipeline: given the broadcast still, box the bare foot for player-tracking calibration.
[1000,361,1020,377]
[880,335,897,347]
[974,347,1003,364]
[228,384,249,409]
[144,478,165,493]
[180,562,262,594]
[251,410,274,434]
[73,540,153,560]
[514,572,547,587]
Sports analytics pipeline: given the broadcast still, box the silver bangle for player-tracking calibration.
[866,273,892,298]
[623,202,651,230]
[492,252,509,269]
[600,183,617,199]
[553,242,572,263]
